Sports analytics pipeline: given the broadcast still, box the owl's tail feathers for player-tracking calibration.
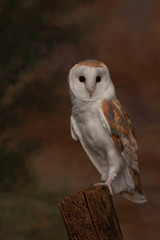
[121,191,147,204]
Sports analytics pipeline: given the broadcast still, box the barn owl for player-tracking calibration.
[68,59,147,203]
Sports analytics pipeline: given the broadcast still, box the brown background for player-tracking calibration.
[0,0,160,239]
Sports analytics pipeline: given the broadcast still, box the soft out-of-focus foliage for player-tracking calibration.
[0,190,67,240]
[0,0,78,191]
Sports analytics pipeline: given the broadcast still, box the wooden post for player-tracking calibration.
[58,185,123,240]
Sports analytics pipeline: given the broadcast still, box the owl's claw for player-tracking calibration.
[89,183,95,187]
[92,181,113,195]
[105,180,113,195]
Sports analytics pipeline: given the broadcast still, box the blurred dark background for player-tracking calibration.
[0,0,160,239]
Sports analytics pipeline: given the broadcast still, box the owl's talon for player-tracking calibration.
[89,183,95,187]
[105,180,113,195]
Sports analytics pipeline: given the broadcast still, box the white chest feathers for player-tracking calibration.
[72,100,111,151]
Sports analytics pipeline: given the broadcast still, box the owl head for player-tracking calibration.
[68,60,115,102]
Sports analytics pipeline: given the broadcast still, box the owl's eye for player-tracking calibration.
[79,76,85,82]
[96,76,101,82]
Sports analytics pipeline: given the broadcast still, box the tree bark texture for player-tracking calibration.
[58,185,123,240]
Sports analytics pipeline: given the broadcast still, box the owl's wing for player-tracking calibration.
[99,98,142,193]
[70,116,79,141]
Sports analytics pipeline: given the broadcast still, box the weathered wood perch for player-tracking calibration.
[58,185,123,240]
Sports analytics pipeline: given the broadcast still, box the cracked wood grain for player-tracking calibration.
[58,186,123,240]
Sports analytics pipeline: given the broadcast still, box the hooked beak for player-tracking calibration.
[86,87,94,97]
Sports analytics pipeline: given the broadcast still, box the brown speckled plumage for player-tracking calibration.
[76,59,105,68]
[101,98,142,193]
